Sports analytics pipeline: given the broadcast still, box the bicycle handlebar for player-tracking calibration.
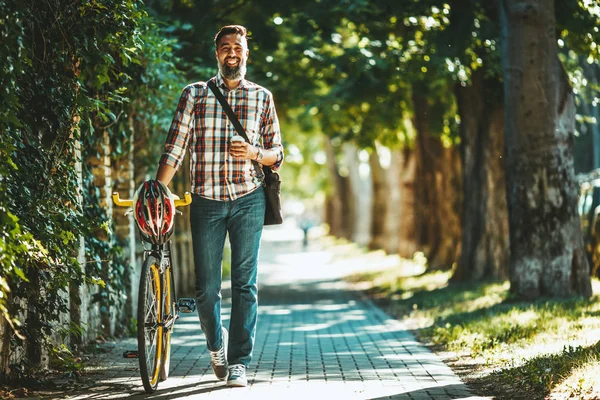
[112,192,133,207]
[112,192,193,208]
[174,192,193,207]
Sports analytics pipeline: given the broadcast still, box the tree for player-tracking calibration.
[499,0,592,298]
[442,1,509,281]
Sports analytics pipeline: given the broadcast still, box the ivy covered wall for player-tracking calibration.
[0,0,186,379]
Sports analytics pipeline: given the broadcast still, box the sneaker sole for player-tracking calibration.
[226,380,247,387]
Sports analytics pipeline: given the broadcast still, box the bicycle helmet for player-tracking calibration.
[133,180,176,245]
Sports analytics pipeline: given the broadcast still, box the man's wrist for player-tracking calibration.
[254,146,264,161]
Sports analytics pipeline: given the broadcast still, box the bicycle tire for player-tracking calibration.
[138,255,163,393]
[160,260,175,381]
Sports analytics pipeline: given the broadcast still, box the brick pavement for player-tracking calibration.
[53,227,490,400]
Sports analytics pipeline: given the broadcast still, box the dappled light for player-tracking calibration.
[2,0,600,398]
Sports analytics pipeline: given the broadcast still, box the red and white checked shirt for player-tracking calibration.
[159,74,284,201]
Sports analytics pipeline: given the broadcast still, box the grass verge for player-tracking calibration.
[345,266,600,400]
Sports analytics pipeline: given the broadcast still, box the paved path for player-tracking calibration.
[58,227,488,400]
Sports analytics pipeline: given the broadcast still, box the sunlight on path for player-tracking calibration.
[60,225,490,400]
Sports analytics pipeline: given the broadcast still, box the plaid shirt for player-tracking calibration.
[159,74,284,201]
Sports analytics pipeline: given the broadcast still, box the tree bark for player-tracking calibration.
[344,143,371,246]
[500,0,592,297]
[397,147,419,258]
[324,138,355,240]
[0,312,10,378]
[453,70,510,282]
[369,147,388,251]
[369,144,419,255]
[412,93,462,270]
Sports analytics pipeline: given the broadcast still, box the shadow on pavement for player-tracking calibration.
[28,232,480,399]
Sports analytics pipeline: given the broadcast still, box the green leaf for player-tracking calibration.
[13,267,29,282]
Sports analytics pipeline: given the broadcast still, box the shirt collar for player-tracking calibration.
[216,73,248,91]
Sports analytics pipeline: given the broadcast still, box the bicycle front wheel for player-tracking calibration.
[160,261,175,381]
[138,255,163,393]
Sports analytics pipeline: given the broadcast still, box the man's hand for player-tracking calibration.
[230,140,257,160]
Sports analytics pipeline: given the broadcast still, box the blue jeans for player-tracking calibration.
[189,188,265,367]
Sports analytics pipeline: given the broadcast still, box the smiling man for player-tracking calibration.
[155,25,284,387]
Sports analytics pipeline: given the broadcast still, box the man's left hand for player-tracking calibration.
[230,141,256,160]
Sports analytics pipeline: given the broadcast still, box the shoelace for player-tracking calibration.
[229,364,245,376]
[209,347,226,366]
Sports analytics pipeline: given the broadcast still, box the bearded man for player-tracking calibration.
[156,24,284,387]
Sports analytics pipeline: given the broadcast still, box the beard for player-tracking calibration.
[218,57,246,80]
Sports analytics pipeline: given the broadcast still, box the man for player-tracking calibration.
[156,25,284,387]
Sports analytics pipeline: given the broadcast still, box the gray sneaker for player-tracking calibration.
[226,364,247,387]
[209,327,228,380]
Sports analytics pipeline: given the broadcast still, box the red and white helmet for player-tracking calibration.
[133,180,175,245]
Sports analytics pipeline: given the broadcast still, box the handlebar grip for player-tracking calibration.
[174,192,192,207]
[112,192,133,207]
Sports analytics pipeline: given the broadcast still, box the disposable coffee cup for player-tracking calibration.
[231,135,244,143]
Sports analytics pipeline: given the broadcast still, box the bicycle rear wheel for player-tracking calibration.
[138,255,163,393]
[160,261,175,381]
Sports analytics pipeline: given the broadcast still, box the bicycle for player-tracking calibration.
[113,185,196,393]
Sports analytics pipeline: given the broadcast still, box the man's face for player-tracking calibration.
[216,33,249,81]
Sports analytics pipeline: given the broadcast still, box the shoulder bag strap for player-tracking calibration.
[207,79,265,179]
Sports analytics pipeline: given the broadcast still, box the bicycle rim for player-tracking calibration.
[160,262,175,381]
[138,255,162,393]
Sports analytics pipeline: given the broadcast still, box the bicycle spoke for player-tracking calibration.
[145,269,160,374]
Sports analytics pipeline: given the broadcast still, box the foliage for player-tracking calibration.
[0,0,184,379]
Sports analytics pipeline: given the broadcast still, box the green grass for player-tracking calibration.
[346,266,600,400]
[489,343,600,396]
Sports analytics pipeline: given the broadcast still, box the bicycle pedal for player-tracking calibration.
[177,298,197,313]
[123,350,138,359]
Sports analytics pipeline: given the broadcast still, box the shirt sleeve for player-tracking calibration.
[159,85,195,171]
[260,90,284,171]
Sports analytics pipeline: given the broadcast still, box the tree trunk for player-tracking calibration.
[0,311,10,377]
[397,147,419,258]
[369,147,388,251]
[412,93,462,270]
[500,0,592,297]
[369,145,418,255]
[324,138,355,240]
[344,143,371,246]
[453,70,510,282]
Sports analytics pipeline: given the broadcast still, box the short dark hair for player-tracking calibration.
[214,25,248,47]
